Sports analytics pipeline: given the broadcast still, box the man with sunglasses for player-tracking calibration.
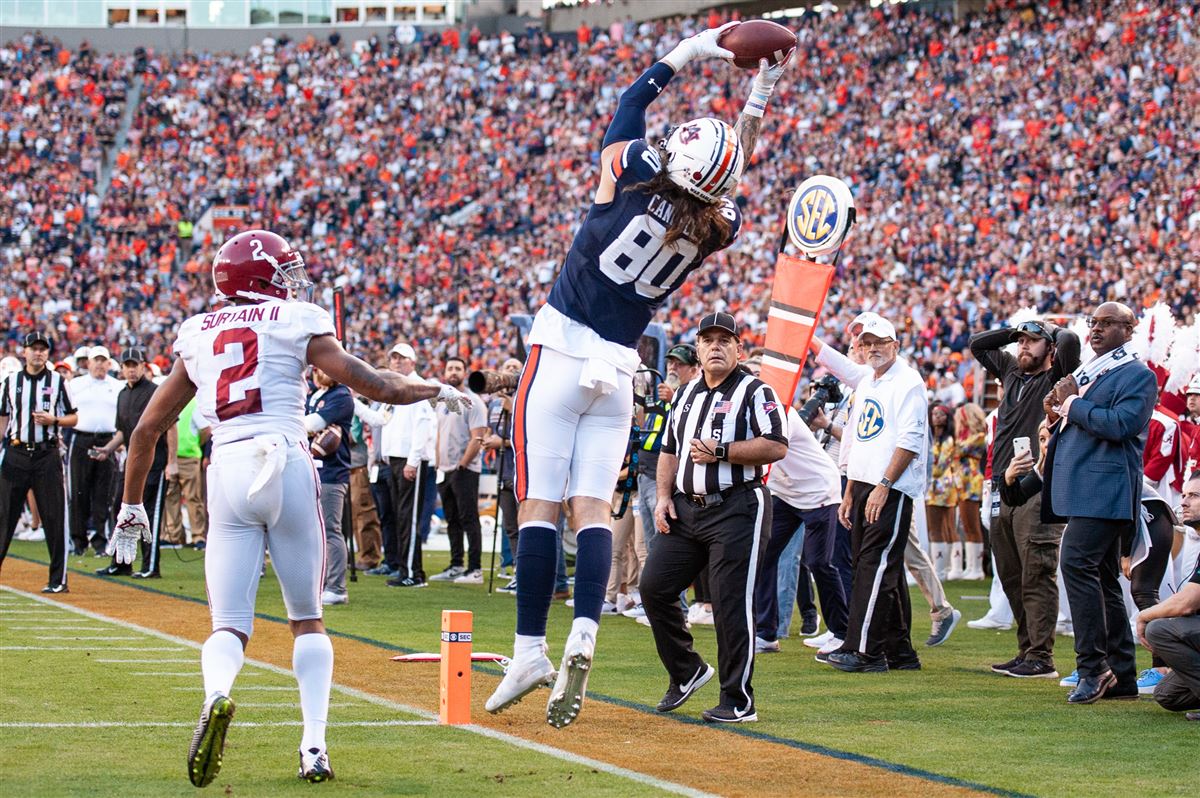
[969,317,1080,680]
[1042,302,1157,703]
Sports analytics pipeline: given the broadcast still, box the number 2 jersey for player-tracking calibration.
[173,299,335,447]
[544,139,742,350]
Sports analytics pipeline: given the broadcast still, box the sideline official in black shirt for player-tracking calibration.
[641,312,787,724]
[0,332,78,592]
[94,348,171,578]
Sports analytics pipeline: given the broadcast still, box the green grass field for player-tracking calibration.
[2,541,1195,797]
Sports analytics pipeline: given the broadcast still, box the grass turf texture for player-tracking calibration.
[3,541,1195,797]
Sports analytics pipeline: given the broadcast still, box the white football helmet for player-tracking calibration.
[662,118,744,204]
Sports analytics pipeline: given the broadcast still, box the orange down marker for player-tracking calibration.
[439,610,472,725]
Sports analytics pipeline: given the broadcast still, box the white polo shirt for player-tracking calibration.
[768,406,842,510]
[816,345,928,500]
[67,373,123,433]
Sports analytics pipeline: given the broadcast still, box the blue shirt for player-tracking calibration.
[546,139,741,348]
[306,384,353,485]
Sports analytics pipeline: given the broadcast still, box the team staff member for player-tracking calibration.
[305,366,354,605]
[0,332,77,592]
[66,345,123,556]
[643,312,787,723]
[970,318,1080,679]
[813,313,929,673]
[93,348,171,578]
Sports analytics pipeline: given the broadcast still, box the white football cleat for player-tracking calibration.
[546,629,595,729]
[485,644,556,714]
[298,746,334,782]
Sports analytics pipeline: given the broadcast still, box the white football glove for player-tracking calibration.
[753,49,794,94]
[661,21,738,71]
[107,503,151,565]
[430,384,468,415]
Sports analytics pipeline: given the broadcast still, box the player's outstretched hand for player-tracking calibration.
[431,384,468,414]
[108,503,150,564]
[754,50,793,93]
[663,21,738,70]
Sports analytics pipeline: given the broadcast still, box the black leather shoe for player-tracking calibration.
[1101,680,1139,700]
[1067,670,1116,704]
[827,650,888,673]
[888,653,922,671]
[96,564,132,576]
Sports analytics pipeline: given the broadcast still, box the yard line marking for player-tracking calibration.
[3,585,718,798]
[0,610,73,614]
[0,646,187,651]
[96,659,197,663]
[37,635,146,640]
[0,720,438,729]
[171,686,294,692]
[131,671,202,676]
[232,702,358,708]
[6,625,105,630]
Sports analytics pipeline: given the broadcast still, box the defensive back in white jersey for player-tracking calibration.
[173,299,335,446]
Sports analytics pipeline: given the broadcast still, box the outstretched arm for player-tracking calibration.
[734,53,792,164]
[306,335,455,408]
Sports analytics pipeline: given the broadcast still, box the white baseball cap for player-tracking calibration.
[848,312,897,342]
[74,346,90,360]
[389,342,417,361]
[1187,375,1200,396]
[87,345,112,361]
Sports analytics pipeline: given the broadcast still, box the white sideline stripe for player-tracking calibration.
[0,610,71,614]
[1,586,717,798]
[7,625,104,630]
[171,686,294,692]
[234,702,358,708]
[0,720,438,729]
[132,671,202,676]
[37,635,145,640]
[97,659,197,663]
[0,646,187,651]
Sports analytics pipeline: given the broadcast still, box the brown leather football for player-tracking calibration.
[718,20,797,70]
[311,425,343,458]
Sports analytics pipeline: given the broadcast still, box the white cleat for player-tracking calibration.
[485,644,556,714]
[546,629,595,729]
[298,746,334,782]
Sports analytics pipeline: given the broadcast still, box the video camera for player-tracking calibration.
[468,369,520,395]
[798,374,844,426]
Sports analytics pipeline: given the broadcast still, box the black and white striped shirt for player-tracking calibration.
[0,368,75,446]
[661,366,788,495]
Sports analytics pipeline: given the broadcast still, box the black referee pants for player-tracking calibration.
[841,481,916,660]
[641,483,771,713]
[0,447,69,588]
[67,433,115,554]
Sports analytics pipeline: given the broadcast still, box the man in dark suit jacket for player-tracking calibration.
[1042,302,1158,704]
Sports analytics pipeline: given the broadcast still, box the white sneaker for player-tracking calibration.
[600,601,619,615]
[817,636,844,655]
[298,746,334,782]
[453,569,483,584]
[621,604,646,619]
[691,607,715,625]
[546,629,596,729]
[485,644,556,714]
[967,615,1012,630]
[320,590,348,606]
[430,565,465,582]
[27,526,45,542]
[802,631,834,649]
[755,636,781,653]
[1056,620,1075,638]
[615,592,637,614]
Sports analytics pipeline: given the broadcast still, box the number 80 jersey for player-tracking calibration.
[546,139,742,349]
[173,299,336,446]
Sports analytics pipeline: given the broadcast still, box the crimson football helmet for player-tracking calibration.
[212,230,313,303]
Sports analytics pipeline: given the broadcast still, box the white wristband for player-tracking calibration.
[742,87,772,118]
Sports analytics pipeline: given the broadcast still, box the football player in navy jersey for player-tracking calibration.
[485,22,792,728]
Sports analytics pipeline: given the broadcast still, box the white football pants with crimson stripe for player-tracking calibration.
[204,438,325,637]
[513,344,633,504]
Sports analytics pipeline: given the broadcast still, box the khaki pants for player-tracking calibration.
[163,457,207,544]
[349,466,382,569]
[606,491,647,602]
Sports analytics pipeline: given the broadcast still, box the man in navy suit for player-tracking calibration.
[1042,302,1158,704]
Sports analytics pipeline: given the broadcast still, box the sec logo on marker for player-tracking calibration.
[787,175,855,257]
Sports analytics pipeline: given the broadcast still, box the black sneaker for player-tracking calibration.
[1006,660,1059,679]
[991,656,1023,674]
[132,570,161,579]
[827,650,889,673]
[888,653,922,671]
[701,704,757,723]
[656,663,715,713]
[387,577,427,588]
[96,564,132,576]
[800,612,819,636]
[41,583,69,594]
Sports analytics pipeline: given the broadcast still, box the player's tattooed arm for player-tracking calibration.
[123,359,196,504]
[307,335,440,406]
[733,113,763,164]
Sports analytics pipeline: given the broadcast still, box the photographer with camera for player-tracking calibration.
[305,367,354,606]
[482,358,524,592]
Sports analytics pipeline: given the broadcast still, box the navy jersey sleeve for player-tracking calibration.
[609,139,661,187]
[317,386,354,429]
[721,197,743,247]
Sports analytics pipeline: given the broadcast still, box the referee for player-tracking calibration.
[0,332,77,592]
[642,312,787,724]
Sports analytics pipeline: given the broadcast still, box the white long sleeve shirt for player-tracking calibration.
[816,345,928,500]
[380,396,436,467]
[768,407,843,510]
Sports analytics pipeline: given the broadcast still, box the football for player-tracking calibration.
[718,20,797,70]
[311,425,343,457]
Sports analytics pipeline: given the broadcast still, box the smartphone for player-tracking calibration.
[1012,436,1031,460]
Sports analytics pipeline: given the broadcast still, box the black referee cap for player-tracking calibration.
[697,312,738,337]
[120,347,147,364]
[23,331,53,350]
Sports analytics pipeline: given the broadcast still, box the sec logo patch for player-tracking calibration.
[856,398,885,441]
[787,175,855,257]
